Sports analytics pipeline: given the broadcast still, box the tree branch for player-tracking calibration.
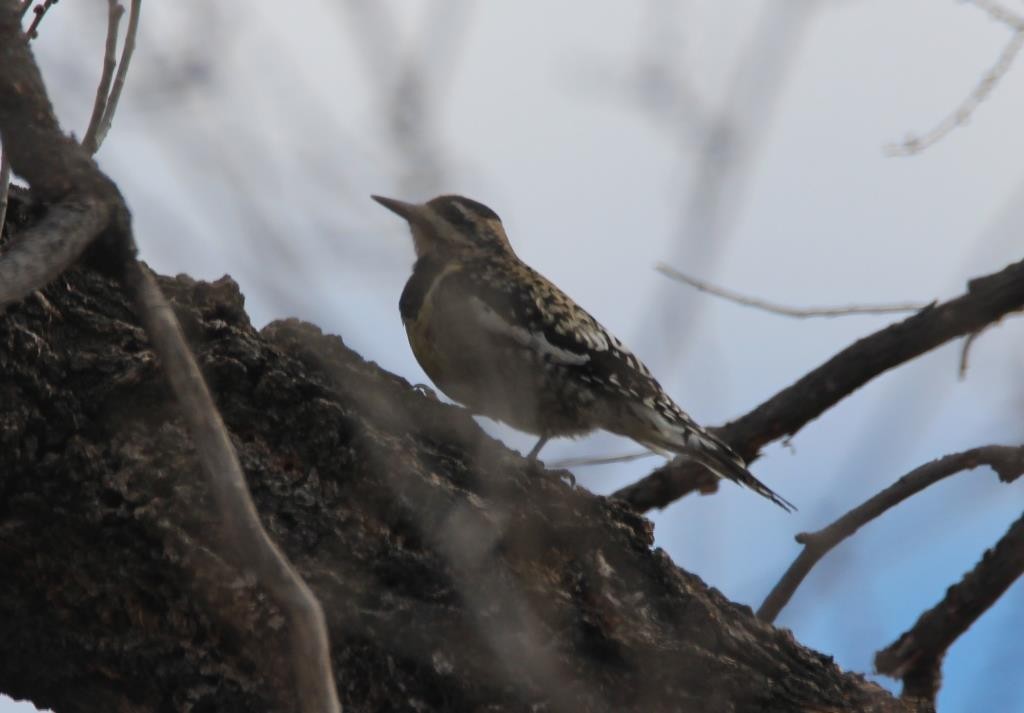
[22,0,56,39]
[875,508,1024,702]
[123,262,340,713]
[0,4,121,305]
[757,446,1024,623]
[86,0,140,154]
[0,260,921,712]
[656,263,927,318]
[885,20,1024,156]
[81,0,124,155]
[0,4,341,710]
[614,258,1024,511]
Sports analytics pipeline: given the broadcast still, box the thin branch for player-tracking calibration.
[657,263,927,318]
[124,263,341,713]
[548,449,657,469]
[969,0,1024,30]
[92,0,139,152]
[23,0,57,39]
[958,328,984,379]
[958,310,1021,379]
[885,26,1024,156]
[81,0,123,155]
[757,446,1024,623]
[614,258,1024,511]
[17,0,32,20]
[875,508,1024,702]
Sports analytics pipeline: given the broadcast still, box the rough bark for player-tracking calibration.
[0,252,920,711]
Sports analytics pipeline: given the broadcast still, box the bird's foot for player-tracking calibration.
[412,383,439,400]
[527,457,576,488]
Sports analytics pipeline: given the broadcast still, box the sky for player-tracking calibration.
[5,1,1024,711]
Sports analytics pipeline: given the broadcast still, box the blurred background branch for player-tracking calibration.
[886,1,1024,156]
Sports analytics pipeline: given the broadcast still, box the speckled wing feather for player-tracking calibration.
[445,254,658,394]
[444,253,794,510]
[442,254,795,511]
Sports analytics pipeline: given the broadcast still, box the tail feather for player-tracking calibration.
[632,403,795,512]
[687,439,796,512]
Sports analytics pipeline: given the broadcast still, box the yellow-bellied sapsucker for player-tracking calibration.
[373,194,793,511]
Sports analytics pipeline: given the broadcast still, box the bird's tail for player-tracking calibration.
[631,403,796,512]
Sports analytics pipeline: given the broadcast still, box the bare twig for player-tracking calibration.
[657,263,927,318]
[614,258,1024,511]
[757,446,1024,623]
[92,0,139,152]
[970,0,1024,30]
[958,310,1021,378]
[81,0,124,155]
[17,0,32,20]
[23,0,57,39]
[124,263,341,713]
[875,508,1024,702]
[886,25,1024,156]
[958,328,984,379]
[548,449,657,469]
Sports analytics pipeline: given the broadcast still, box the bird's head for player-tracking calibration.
[372,194,514,259]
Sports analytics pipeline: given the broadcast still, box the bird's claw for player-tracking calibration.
[412,383,438,400]
[527,458,576,488]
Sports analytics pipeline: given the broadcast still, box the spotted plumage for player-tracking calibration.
[373,193,794,511]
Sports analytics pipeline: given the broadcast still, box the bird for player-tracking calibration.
[372,193,794,511]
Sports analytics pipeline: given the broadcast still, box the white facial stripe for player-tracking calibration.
[450,200,473,221]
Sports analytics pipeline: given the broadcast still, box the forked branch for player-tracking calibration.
[875,508,1024,702]
[757,446,1024,623]
[615,258,1024,511]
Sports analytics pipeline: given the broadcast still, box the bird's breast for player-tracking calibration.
[400,259,466,392]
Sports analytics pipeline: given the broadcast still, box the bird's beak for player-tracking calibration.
[371,195,424,223]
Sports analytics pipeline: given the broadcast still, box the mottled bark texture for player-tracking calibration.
[0,262,920,712]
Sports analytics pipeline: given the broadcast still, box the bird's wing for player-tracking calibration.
[440,256,796,512]
[441,256,662,397]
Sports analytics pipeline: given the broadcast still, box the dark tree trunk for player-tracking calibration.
[0,256,922,712]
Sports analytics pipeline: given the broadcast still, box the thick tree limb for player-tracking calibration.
[757,446,1024,623]
[0,262,920,712]
[0,5,341,710]
[875,509,1024,702]
[123,262,340,713]
[0,2,123,303]
[614,258,1024,511]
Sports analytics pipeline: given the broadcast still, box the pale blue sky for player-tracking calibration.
[5,1,1023,710]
